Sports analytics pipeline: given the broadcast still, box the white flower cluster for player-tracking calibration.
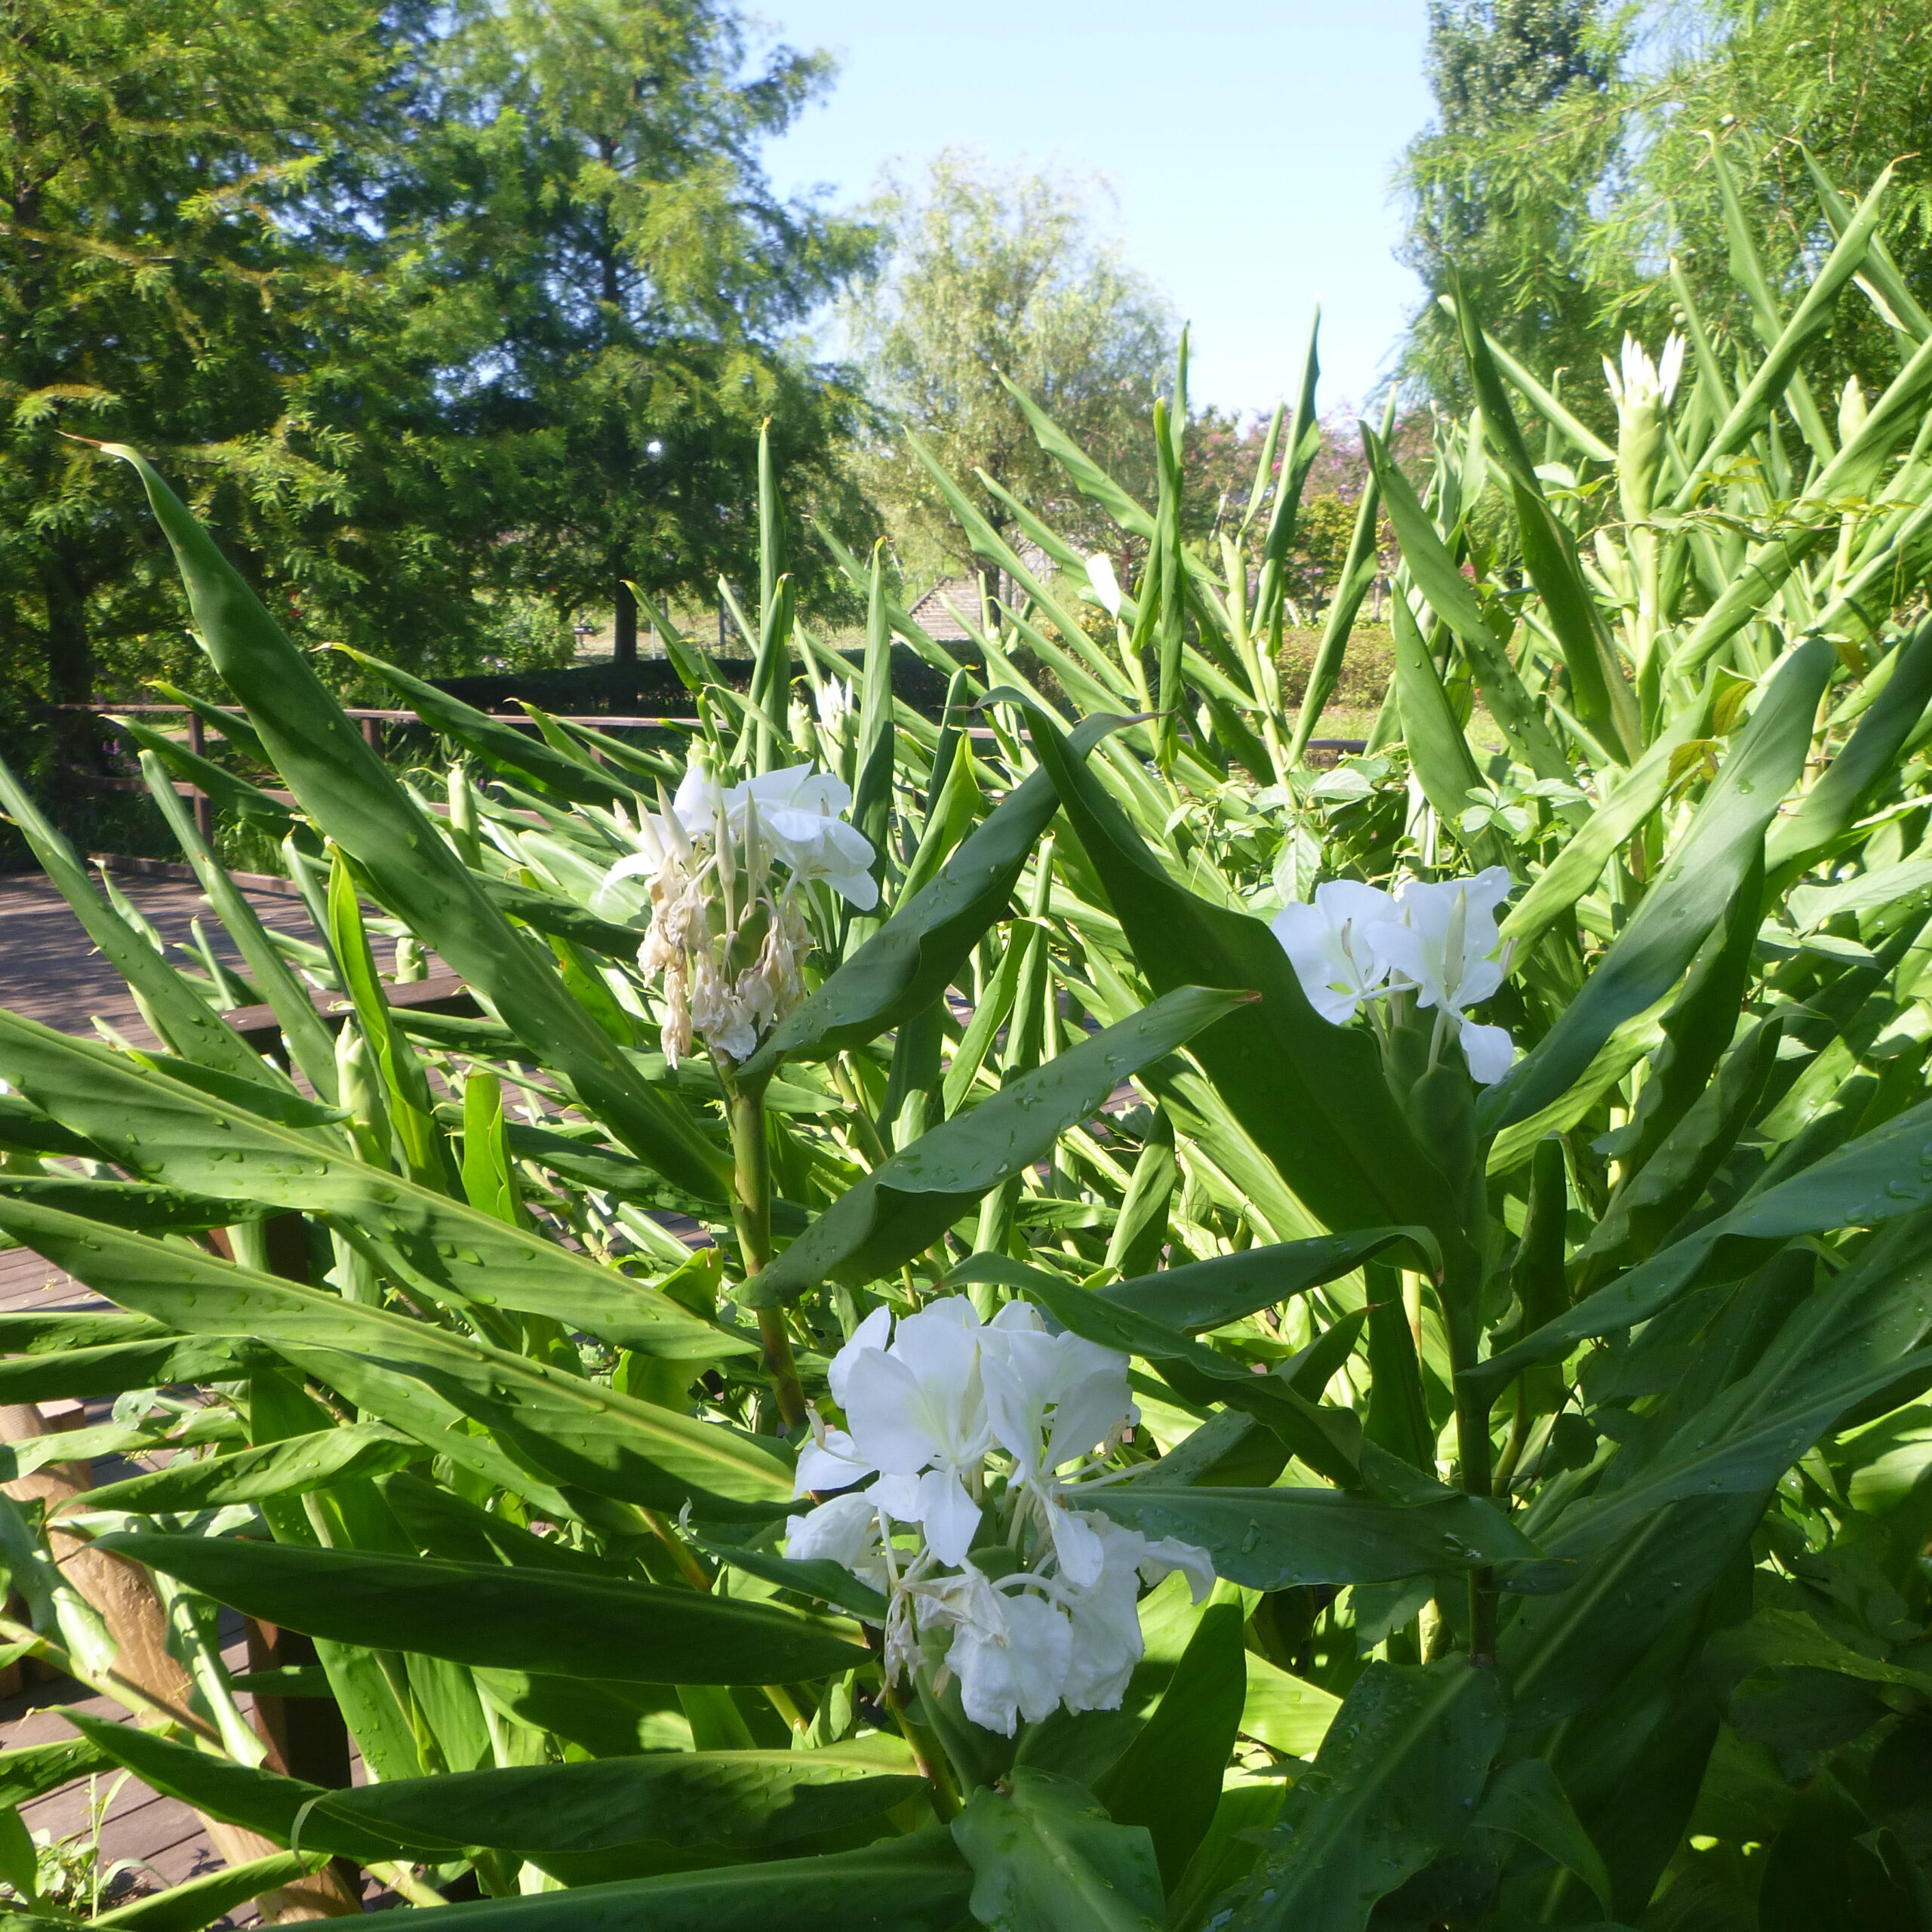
[600,759,877,1067]
[1271,866,1517,1084]
[786,1297,1213,1737]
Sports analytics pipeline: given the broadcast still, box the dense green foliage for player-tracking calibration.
[14,142,1932,1932]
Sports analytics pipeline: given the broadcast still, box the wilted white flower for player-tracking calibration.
[595,755,878,1068]
[1271,880,1397,1023]
[783,1294,1211,1737]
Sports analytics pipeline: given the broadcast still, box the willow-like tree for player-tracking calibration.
[841,149,1175,587]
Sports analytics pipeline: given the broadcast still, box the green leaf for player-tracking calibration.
[1387,588,1509,868]
[1472,1100,1932,1390]
[952,1767,1164,1932]
[1790,855,1932,931]
[0,1334,269,1404]
[340,647,636,807]
[315,1740,919,1855]
[1475,1759,1612,1914]
[1768,618,1932,880]
[88,1852,333,1931]
[140,750,340,1097]
[1365,427,1576,797]
[1022,710,1469,1255]
[687,1534,889,1622]
[96,1534,866,1685]
[105,442,728,1203]
[1500,685,1716,951]
[1481,638,1832,1133]
[0,1198,793,1521]
[0,1010,735,1359]
[0,752,267,1081]
[88,1847,330,1924]
[743,986,1251,1306]
[0,1175,260,1233]
[1216,1659,1506,1932]
[0,1736,118,1810]
[1447,278,1638,758]
[60,1710,408,1866]
[1078,1486,1536,1591]
[0,1309,167,1352]
[1095,1601,1245,1890]
[72,1423,423,1516]
[1104,1230,1437,1333]
[371,1832,975,1931]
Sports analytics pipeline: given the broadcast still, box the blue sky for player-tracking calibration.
[757,0,1438,420]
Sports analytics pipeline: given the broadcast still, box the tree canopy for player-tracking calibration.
[0,0,872,753]
[1398,0,1932,404]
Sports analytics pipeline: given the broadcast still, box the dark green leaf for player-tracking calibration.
[317,1740,918,1854]
[952,1767,1164,1932]
[1080,1486,1536,1591]
[1095,1601,1245,1890]
[72,1423,423,1516]
[1216,1658,1506,1932]
[96,1534,867,1685]
[1481,638,1832,1133]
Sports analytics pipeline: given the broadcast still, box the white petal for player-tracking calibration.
[917,1469,983,1567]
[1051,1503,1107,1587]
[827,1305,893,1410]
[1042,1364,1133,1473]
[1002,1592,1075,1723]
[795,1429,875,1496]
[785,1491,881,1571]
[1460,1020,1516,1085]
[841,1350,944,1474]
[1086,553,1123,618]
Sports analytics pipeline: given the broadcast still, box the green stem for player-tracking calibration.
[1448,1294,1500,1665]
[725,1075,806,1432]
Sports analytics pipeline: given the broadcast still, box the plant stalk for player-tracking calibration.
[724,1075,807,1432]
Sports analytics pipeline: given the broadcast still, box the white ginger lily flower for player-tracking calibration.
[1271,879,1398,1023]
[800,1300,992,1564]
[782,1491,891,1595]
[979,1300,1136,1488]
[1365,867,1517,1084]
[783,1292,1211,1735]
[728,764,878,910]
[1057,1512,1214,1712]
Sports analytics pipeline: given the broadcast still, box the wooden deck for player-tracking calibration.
[0,869,366,1922]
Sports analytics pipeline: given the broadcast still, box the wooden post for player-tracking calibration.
[360,715,382,755]
[185,712,213,844]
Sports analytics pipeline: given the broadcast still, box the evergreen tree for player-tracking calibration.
[378,0,877,657]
